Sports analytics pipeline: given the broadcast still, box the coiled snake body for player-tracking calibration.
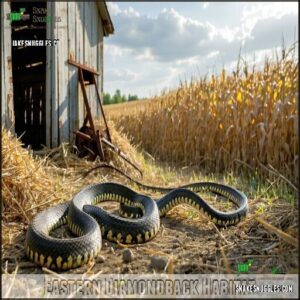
[25,181,248,270]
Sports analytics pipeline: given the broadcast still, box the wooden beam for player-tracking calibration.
[68,58,99,75]
[92,73,111,141]
[78,68,95,132]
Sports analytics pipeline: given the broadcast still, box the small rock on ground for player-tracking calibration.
[122,249,134,263]
[150,255,168,270]
[96,255,105,263]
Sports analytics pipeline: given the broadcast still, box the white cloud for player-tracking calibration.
[104,44,131,57]
[203,3,210,9]
[106,2,121,16]
[104,3,298,97]
[245,13,298,50]
[241,2,298,38]
[105,68,139,82]
[174,56,200,66]
[107,6,241,63]
[136,48,155,61]
[207,51,220,59]
[123,6,140,17]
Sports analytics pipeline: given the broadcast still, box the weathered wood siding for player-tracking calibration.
[1,1,105,147]
[47,1,104,147]
[1,2,14,129]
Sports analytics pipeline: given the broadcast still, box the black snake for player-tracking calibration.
[25,167,248,270]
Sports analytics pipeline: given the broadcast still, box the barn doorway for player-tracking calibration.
[11,1,47,149]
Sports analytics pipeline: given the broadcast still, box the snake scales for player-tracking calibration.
[25,166,248,270]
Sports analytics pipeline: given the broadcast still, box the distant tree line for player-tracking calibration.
[103,89,138,105]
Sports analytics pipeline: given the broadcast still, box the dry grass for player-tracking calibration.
[106,48,298,187]
[103,98,160,119]
[1,121,143,223]
[2,126,298,277]
[2,129,65,224]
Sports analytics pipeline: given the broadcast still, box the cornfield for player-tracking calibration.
[107,48,298,186]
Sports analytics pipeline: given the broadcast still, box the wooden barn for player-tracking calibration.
[1,1,114,149]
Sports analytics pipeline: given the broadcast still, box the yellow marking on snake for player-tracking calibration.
[137,234,143,243]
[62,262,68,270]
[150,229,155,237]
[67,256,73,269]
[77,255,82,266]
[34,252,39,264]
[46,256,53,268]
[56,256,63,269]
[107,230,113,241]
[83,252,89,264]
[30,250,34,260]
[40,254,45,266]
[126,234,132,243]
[144,231,150,241]
[117,233,123,242]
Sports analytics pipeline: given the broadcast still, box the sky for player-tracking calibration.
[104,2,298,98]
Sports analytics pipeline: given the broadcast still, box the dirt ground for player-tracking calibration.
[2,189,298,275]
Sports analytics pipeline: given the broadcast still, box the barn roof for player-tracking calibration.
[97,1,114,36]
